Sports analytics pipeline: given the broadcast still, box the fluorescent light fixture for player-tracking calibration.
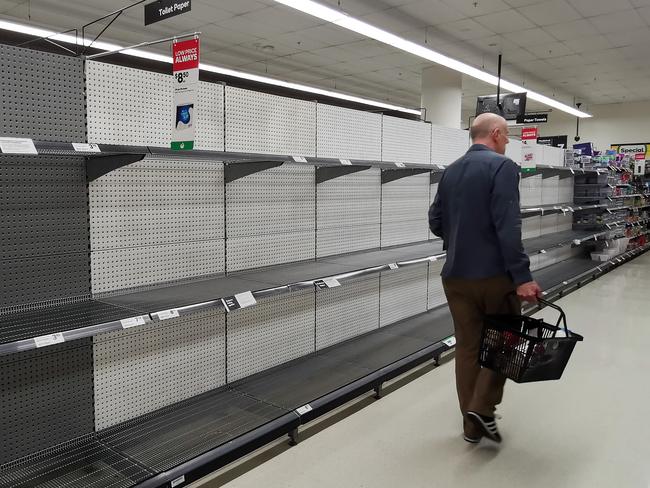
[0,18,419,115]
[274,0,592,118]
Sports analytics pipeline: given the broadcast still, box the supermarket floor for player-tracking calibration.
[197,253,650,488]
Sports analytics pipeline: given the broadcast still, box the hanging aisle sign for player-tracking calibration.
[171,37,199,150]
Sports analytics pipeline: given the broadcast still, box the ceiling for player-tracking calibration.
[2,0,650,114]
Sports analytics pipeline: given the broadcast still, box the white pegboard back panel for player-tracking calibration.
[542,176,560,205]
[557,213,573,232]
[542,145,565,166]
[92,240,225,294]
[381,116,431,165]
[90,158,225,250]
[540,214,558,236]
[431,125,469,166]
[379,264,429,327]
[93,309,226,430]
[520,174,543,207]
[226,164,315,237]
[427,260,446,310]
[227,231,315,272]
[317,168,380,228]
[522,216,542,240]
[316,275,380,350]
[227,290,315,382]
[86,61,224,150]
[317,224,380,258]
[225,86,316,156]
[316,104,382,160]
[382,172,430,246]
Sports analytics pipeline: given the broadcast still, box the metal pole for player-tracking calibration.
[85,32,201,60]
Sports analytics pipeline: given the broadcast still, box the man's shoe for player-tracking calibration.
[463,433,481,444]
[466,411,502,443]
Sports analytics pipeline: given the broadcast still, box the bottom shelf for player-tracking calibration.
[2,245,647,488]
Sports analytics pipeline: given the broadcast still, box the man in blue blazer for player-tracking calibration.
[429,112,542,444]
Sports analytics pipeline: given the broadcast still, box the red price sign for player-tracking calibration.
[521,126,538,141]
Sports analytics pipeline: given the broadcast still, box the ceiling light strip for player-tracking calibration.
[0,19,419,115]
[274,0,591,118]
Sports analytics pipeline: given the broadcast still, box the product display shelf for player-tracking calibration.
[2,244,648,488]
[523,229,610,255]
[1,223,623,357]
[520,203,607,217]
[0,241,444,356]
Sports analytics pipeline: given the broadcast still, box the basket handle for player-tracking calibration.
[537,297,569,336]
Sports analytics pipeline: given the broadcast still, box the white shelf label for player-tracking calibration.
[429,255,438,262]
[340,159,352,166]
[395,162,406,168]
[171,475,185,487]
[323,277,341,288]
[235,291,257,308]
[121,316,147,329]
[0,137,37,154]
[157,309,180,321]
[72,143,101,152]
[388,263,399,270]
[296,404,313,415]
[443,336,456,348]
[573,239,581,245]
[34,333,65,348]
[437,164,445,170]
[540,249,547,254]
[292,156,307,163]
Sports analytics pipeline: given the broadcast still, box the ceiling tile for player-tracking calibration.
[543,19,598,41]
[564,35,613,53]
[398,0,467,25]
[265,31,330,51]
[503,0,542,6]
[301,24,366,45]
[636,6,650,23]
[361,8,428,33]
[319,0,388,16]
[436,18,496,40]
[517,0,582,26]
[504,27,556,46]
[589,10,646,34]
[568,0,634,16]
[607,29,650,47]
[310,46,363,62]
[545,54,584,68]
[338,39,398,58]
[442,0,511,17]
[216,0,269,15]
[215,14,290,38]
[242,6,326,31]
[474,9,536,33]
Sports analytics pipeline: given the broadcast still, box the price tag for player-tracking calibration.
[437,164,445,170]
[0,137,38,154]
[296,404,313,415]
[540,249,547,254]
[72,143,101,153]
[222,291,257,312]
[171,475,185,488]
[573,239,581,245]
[323,277,341,288]
[34,332,65,348]
[340,159,352,166]
[395,162,406,168]
[157,309,180,321]
[292,156,307,163]
[121,316,147,329]
[388,263,399,270]
[442,336,456,348]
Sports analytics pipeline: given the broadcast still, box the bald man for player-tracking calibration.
[429,113,542,444]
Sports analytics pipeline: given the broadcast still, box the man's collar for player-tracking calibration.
[468,144,492,152]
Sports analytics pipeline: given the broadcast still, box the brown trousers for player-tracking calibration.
[442,275,520,428]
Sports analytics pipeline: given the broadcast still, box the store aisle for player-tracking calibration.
[209,254,650,488]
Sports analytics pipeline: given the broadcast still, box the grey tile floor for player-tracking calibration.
[199,253,650,488]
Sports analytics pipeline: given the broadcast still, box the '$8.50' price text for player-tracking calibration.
[175,71,190,83]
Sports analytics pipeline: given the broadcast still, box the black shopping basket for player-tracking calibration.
[479,298,583,383]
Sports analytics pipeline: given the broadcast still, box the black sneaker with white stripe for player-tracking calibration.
[466,411,502,443]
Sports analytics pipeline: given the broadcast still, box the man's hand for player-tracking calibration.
[516,281,543,303]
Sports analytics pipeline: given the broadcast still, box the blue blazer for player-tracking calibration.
[429,144,532,286]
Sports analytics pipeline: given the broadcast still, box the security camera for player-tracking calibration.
[574,135,581,142]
